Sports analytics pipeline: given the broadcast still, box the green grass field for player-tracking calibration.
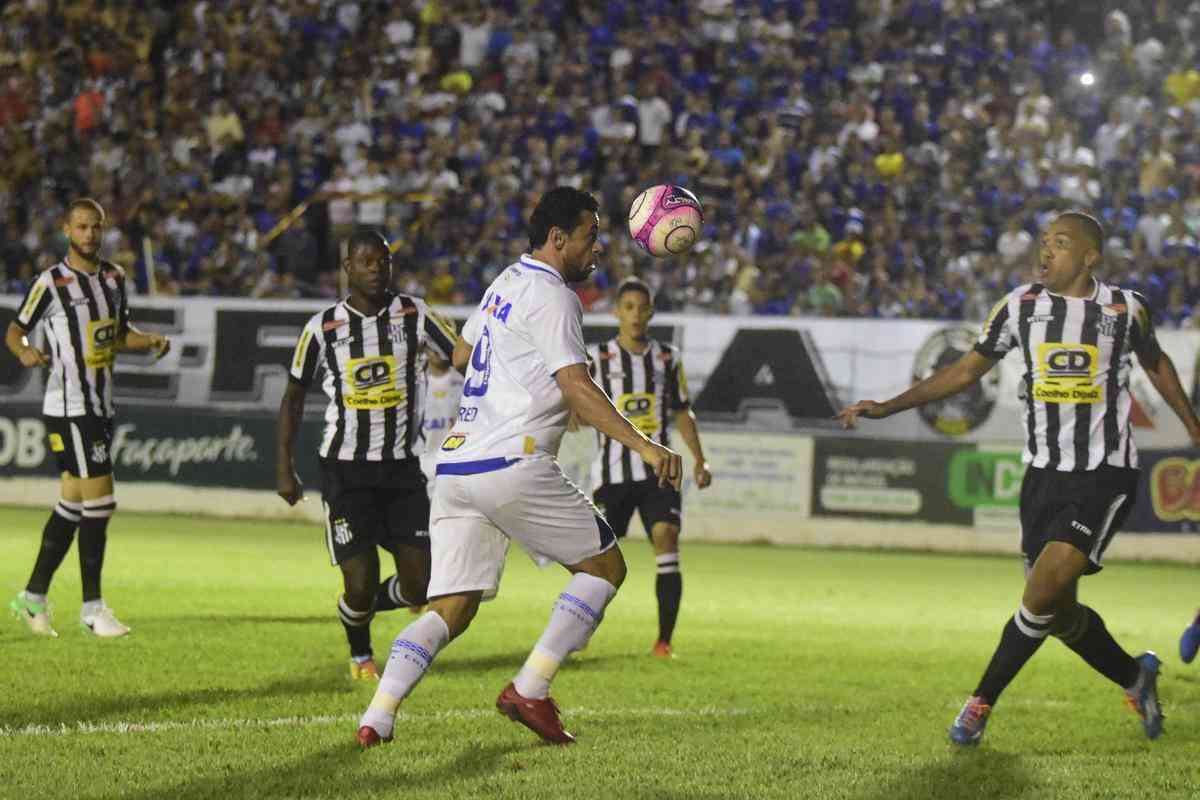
[1,506,1199,799]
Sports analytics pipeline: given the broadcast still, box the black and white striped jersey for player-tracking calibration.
[15,260,130,419]
[588,338,690,486]
[289,293,456,461]
[975,280,1158,472]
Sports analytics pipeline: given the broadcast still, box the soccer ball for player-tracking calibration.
[628,185,704,257]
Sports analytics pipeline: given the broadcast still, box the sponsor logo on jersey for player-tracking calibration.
[85,318,117,368]
[48,433,65,453]
[1098,303,1126,337]
[322,319,347,332]
[343,355,404,409]
[1034,343,1102,404]
[53,275,75,287]
[1021,291,1041,301]
[440,433,467,451]
[618,391,660,435]
[912,327,999,435]
[1027,314,1055,324]
[1070,520,1093,537]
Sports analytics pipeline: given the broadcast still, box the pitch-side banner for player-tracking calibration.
[3,295,1199,446]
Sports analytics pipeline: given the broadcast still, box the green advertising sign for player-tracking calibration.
[947,450,1026,509]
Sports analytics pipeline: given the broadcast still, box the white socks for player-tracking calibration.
[360,611,450,738]
[513,573,618,699]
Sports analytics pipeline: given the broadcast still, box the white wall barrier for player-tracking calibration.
[4,296,1200,561]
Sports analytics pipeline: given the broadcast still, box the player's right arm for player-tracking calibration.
[277,317,323,505]
[6,272,52,367]
[556,363,682,489]
[839,291,1015,429]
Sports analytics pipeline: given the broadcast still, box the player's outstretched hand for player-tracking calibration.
[277,471,304,506]
[836,400,890,430]
[694,460,712,489]
[17,345,49,368]
[148,333,171,361]
[640,441,683,490]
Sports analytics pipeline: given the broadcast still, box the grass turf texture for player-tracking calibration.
[0,506,1198,799]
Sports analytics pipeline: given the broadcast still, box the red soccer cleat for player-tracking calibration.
[357,725,391,749]
[651,640,673,659]
[495,682,575,745]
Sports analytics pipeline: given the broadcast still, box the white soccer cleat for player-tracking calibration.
[10,592,58,638]
[80,603,131,638]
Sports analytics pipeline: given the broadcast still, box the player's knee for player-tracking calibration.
[602,548,628,588]
[650,523,679,554]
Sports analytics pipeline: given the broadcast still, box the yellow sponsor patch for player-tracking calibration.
[441,433,466,451]
[1033,343,1102,404]
[617,391,660,435]
[293,329,313,370]
[343,355,404,409]
[48,433,64,453]
[19,282,46,321]
[85,318,117,368]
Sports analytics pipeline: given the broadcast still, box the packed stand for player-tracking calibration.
[2,0,1200,324]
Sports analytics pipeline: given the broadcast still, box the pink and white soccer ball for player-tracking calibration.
[628,184,704,257]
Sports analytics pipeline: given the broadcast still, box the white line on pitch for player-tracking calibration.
[0,706,749,738]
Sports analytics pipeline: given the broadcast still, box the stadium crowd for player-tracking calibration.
[3,0,1200,325]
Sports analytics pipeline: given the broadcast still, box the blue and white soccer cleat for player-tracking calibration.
[1124,652,1164,740]
[1180,618,1200,664]
[949,695,991,746]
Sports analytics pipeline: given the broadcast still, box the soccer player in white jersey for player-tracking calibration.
[585,278,712,658]
[357,187,682,747]
[839,212,1200,744]
[6,198,170,638]
[419,350,465,492]
[277,230,459,680]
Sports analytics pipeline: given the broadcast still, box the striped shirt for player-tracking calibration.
[289,293,456,461]
[974,280,1158,472]
[15,260,130,419]
[588,338,690,486]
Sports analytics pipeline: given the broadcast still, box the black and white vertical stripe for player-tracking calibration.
[588,338,689,486]
[975,281,1146,472]
[15,260,129,419]
[289,294,455,462]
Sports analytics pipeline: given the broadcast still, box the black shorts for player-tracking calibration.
[44,415,113,479]
[1019,465,1139,575]
[593,479,682,539]
[319,457,430,566]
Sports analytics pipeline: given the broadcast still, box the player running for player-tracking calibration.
[584,277,711,657]
[6,198,170,638]
[277,230,459,680]
[357,186,682,747]
[839,212,1198,744]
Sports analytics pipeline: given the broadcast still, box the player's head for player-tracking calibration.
[615,278,653,341]
[1039,211,1103,293]
[63,198,106,261]
[528,186,602,282]
[342,229,392,300]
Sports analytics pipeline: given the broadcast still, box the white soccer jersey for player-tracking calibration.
[289,293,456,461]
[587,338,690,486]
[975,280,1157,472]
[15,260,130,419]
[422,367,464,453]
[438,255,587,468]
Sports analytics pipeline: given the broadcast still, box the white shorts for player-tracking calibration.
[427,455,617,598]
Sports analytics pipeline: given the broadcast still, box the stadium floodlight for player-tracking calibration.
[1080,71,1095,86]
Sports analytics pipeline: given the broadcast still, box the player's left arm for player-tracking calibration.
[112,270,170,360]
[1131,296,1200,445]
[669,356,710,487]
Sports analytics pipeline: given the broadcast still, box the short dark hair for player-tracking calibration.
[616,277,652,304]
[346,228,390,256]
[66,198,105,222]
[1055,211,1104,254]
[528,187,599,250]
